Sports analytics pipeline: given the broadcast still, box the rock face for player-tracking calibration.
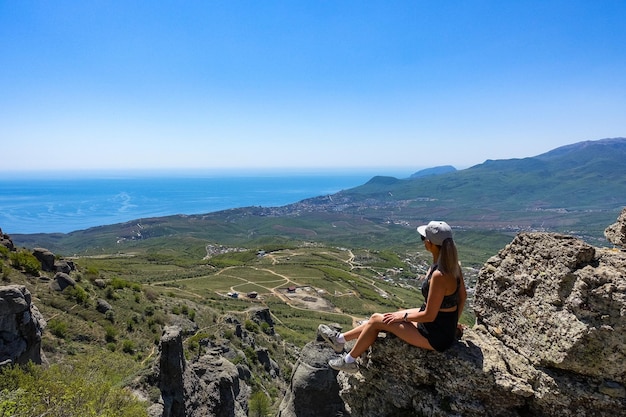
[149,326,249,417]
[605,207,626,248]
[278,336,348,417]
[32,248,56,272]
[475,233,625,384]
[0,285,46,366]
[0,228,14,251]
[282,228,626,416]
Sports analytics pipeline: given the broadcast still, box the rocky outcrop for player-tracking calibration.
[50,272,76,291]
[0,285,46,366]
[475,233,624,384]
[282,225,626,416]
[32,248,55,272]
[0,228,14,251]
[605,207,626,248]
[278,334,349,417]
[96,298,113,314]
[31,247,75,274]
[250,306,275,335]
[147,326,250,417]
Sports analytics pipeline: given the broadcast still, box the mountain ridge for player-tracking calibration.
[339,137,626,212]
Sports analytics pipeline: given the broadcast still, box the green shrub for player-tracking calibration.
[249,391,271,417]
[0,358,147,417]
[244,320,259,333]
[122,340,135,354]
[144,305,155,316]
[85,266,99,279]
[0,245,9,258]
[9,251,40,275]
[105,286,118,300]
[48,319,68,339]
[144,288,158,301]
[105,310,115,323]
[104,325,118,343]
[65,285,89,305]
[244,346,258,364]
[1,264,10,282]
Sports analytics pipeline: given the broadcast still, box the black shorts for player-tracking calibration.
[417,308,458,352]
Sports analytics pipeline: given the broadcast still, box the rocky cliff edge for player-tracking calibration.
[280,208,626,417]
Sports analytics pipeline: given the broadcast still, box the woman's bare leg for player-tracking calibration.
[342,320,368,341]
[347,313,434,357]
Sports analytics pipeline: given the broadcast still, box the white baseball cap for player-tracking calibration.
[417,221,453,245]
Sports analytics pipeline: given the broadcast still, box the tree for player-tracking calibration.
[248,391,270,417]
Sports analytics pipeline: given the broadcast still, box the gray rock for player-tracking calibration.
[167,314,198,336]
[32,248,55,272]
[255,347,280,376]
[0,228,14,251]
[0,285,46,366]
[474,232,625,383]
[250,306,275,335]
[50,272,76,291]
[54,260,72,274]
[605,207,626,248]
[278,337,349,417]
[96,299,113,314]
[153,325,249,417]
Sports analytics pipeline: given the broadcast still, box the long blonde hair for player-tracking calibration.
[437,238,460,278]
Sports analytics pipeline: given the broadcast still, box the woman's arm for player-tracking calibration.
[383,271,447,324]
[457,270,467,321]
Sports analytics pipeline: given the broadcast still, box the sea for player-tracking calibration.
[0,170,407,235]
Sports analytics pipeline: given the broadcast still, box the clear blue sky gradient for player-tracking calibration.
[1,1,625,174]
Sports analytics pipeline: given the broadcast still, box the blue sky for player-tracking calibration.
[1,1,625,174]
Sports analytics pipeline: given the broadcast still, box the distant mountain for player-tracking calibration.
[409,165,457,178]
[345,137,626,209]
[301,137,626,237]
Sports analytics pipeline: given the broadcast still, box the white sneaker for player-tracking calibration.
[318,324,345,353]
[328,356,358,374]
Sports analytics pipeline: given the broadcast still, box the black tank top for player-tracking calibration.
[421,264,459,309]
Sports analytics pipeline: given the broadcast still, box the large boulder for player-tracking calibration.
[0,285,46,366]
[50,272,76,292]
[475,233,624,383]
[605,207,626,248]
[32,248,55,272]
[278,334,349,417]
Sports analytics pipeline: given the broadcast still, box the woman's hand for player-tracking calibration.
[456,323,465,340]
[382,311,403,324]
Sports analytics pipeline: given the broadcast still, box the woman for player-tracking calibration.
[318,220,467,373]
